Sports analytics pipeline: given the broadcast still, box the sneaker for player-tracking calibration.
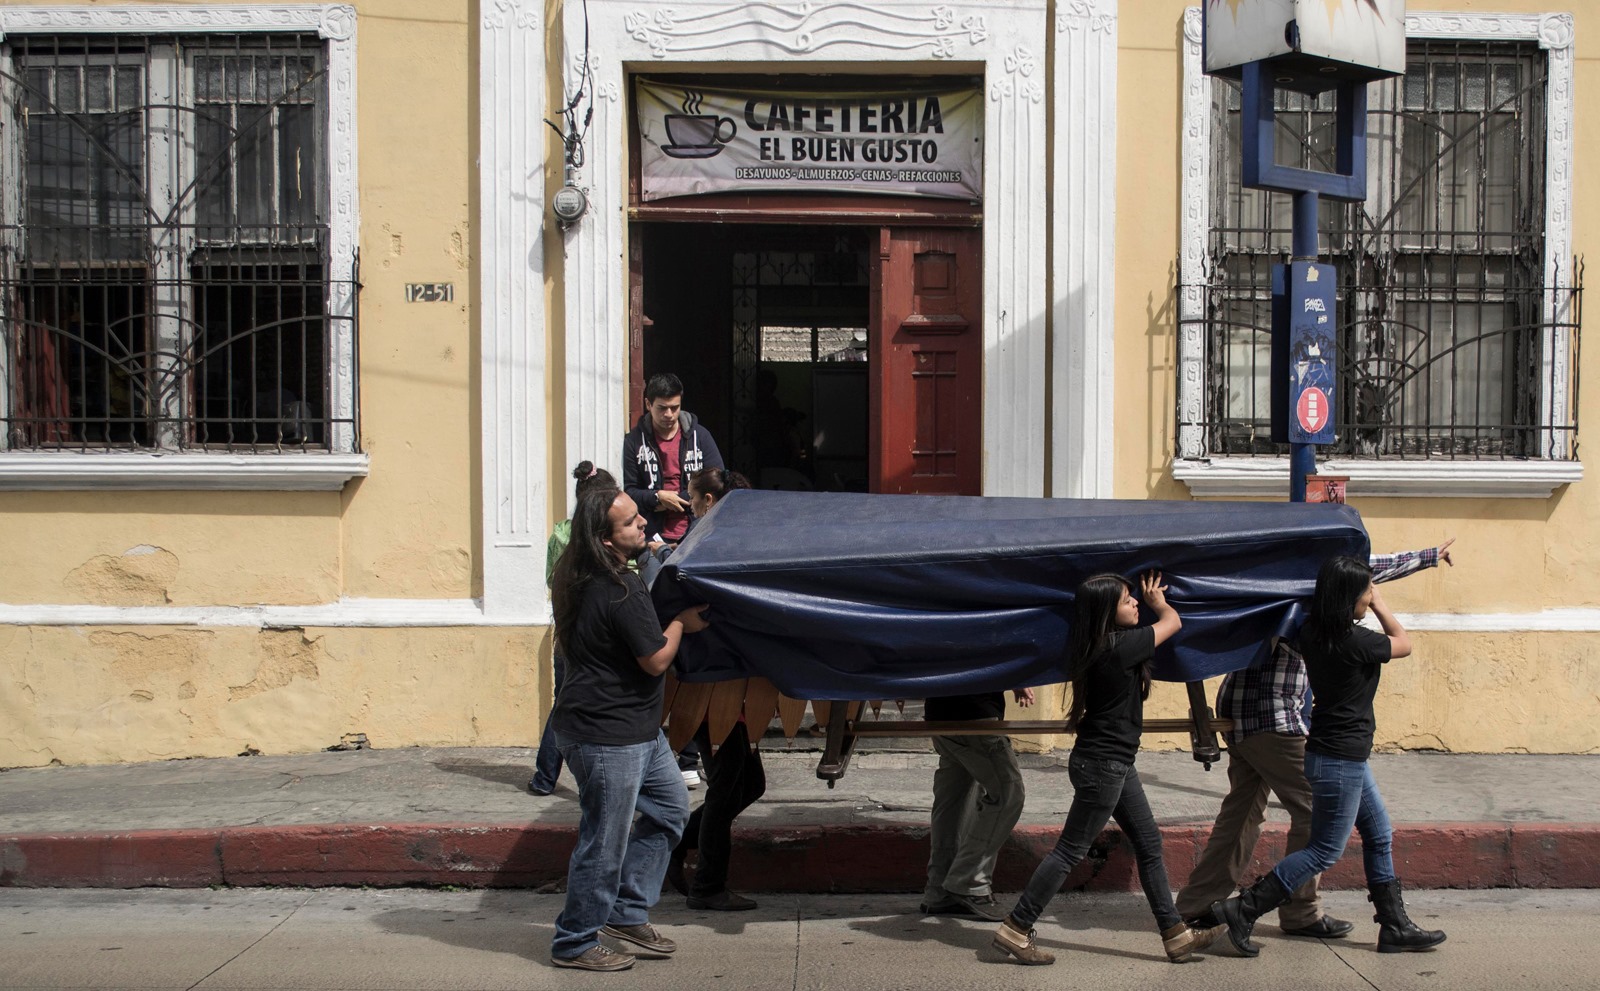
[553,945,635,972]
[528,779,554,796]
[686,889,757,911]
[992,917,1055,966]
[601,923,677,956]
[681,769,700,790]
[948,891,1006,921]
[1162,922,1223,962]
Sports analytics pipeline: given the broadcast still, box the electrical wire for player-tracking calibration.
[544,0,594,171]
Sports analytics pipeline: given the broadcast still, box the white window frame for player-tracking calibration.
[1173,9,1579,498]
[0,4,364,491]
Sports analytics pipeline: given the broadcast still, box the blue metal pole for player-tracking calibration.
[1289,190,1319,502]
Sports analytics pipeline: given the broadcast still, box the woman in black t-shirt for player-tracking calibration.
[994,572,1220,966]
[1213,555,1446,957]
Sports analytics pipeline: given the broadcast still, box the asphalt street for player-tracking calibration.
[2,887,1594,991]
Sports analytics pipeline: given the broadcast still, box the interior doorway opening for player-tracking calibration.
[638,222,872,493]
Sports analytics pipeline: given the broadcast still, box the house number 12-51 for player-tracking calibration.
[405,283,454,303]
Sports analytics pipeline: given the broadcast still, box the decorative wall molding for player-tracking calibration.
[479,0,548,620]
[567,0,1051,499]
[1176,7,1209,462]
[1174,9,1579,495]
[1172,456,1583,499]
[0,598,550,629]
[0,4,343,34]
[0,452,368,491]
[1051,0,1118,498]
[0,4,363,466]
[618,2,994,59]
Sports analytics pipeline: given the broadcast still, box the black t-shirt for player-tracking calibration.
[1304,624,1392,762]
[925,691,1006,722]
[550,572,670,745]
[1071,626,1156,764]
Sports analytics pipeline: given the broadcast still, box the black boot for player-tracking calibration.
[1368,879,1446,953]
[1210,872,1291,957]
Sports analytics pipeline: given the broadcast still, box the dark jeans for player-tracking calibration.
[1011,752,1182,931]
[674,721,767,897]
[529,651,565,793]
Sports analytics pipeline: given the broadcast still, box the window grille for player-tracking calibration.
[0,33,358,452]
[1186,40,1581,460]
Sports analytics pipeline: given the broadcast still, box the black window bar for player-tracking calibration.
[1,32,358,453]
[1183,39,1581,461]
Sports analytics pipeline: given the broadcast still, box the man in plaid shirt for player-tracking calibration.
[1176,541,1455,938]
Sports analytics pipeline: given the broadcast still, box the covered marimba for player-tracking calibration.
[651,492,1368,779]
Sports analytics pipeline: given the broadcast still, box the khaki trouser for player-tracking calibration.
[924,734,1025,901]
[1175,731,1322,928]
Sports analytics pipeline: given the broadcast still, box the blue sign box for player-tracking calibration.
[1271,261,1338,445]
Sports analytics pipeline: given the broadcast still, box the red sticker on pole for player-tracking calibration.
[1297,386,1330,434]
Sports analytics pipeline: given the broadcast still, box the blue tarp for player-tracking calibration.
[652,491,1369,699]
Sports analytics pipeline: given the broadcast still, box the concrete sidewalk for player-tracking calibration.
[3,739,1598,890]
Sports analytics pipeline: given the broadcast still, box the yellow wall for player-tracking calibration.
[2,0,1597,767]
[0,0,482,605]
[0,624,551,766]
[1114,0,1600,754]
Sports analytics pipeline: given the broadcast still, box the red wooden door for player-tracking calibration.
[869,227,983,495]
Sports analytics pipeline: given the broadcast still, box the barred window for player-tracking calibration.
[1,33,356,453]
[1193,39,1580,461]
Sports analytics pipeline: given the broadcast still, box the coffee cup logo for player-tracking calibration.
[662,90,737,159]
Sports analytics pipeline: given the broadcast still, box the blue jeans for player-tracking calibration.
[1011,753,1182,931]
[1271,750,1394,892]
[529,651,565,793]
[552,729,689,959]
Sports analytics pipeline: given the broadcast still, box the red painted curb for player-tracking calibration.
[2,821,1596,890]
[0,829,220,888]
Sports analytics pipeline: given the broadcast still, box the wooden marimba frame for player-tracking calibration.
[662,675,1231,785]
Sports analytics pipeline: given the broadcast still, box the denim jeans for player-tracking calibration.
[529,651,566,793]
[1011,752,1182,931]
[551,729,690,959]
[1271,750,1395,892]
[675,721,767,897]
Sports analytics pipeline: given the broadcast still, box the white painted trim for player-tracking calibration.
[0,598,550,629]
[0,452,368,490]
[0,4,363,465]
[478,0,549,622]
[565,0,1051,499]
[1,596,1590,634]
[1176,7,1210,462]
[1172,456,1582,498]
[1174,9,1580,490]
[1396,608,1600,633]
[1051,0,1118,498]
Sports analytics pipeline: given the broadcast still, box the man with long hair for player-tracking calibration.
[548,486,710,972]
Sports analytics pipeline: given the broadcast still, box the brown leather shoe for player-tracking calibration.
[992,916,1055,966]
[553,945,635,971]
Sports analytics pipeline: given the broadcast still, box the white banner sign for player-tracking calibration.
[637,80,983,202]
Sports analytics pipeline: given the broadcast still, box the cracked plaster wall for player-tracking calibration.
[0,625,550,767]
[1,623,1595,767]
